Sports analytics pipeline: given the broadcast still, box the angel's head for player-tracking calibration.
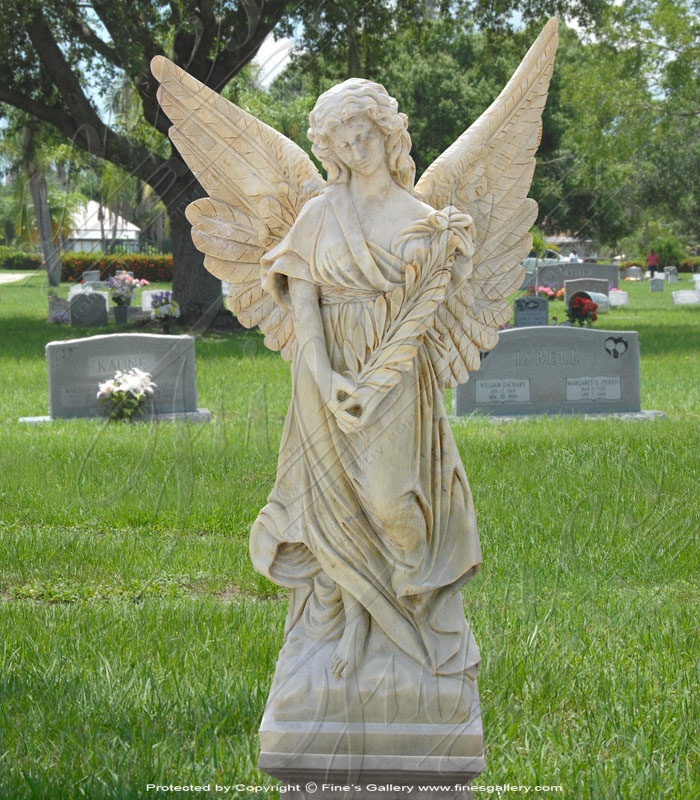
[308,79,415,190]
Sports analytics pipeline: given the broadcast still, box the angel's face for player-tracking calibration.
[329,114,386,178]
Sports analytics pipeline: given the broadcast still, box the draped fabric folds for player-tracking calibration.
[251,184,482,679]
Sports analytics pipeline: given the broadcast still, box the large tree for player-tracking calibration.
[0,0,300,325]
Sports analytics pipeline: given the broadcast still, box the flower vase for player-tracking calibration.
[162,320,171,334]
[114,305,129,326]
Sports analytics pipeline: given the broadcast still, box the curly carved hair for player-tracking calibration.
[307,79,415,190]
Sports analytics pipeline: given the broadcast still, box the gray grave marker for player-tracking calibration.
[453,327,643,416]
[664,267,678,283]
[20,334,209,423]
[650,278,664,292]
[69,291,108,327]
[536,263,618,291]
[513,296,549,327]
[609,290,629,307]
[671,290,700,306]
[626,266,643,280]
[564,278,609,305]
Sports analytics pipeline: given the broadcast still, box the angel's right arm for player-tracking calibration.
[288,277,331,388]
[288,276,360,432]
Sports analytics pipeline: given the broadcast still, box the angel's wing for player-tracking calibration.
[151,56,325,359]
[414,18,558,386]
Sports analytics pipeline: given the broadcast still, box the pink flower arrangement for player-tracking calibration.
[108,271,149,306]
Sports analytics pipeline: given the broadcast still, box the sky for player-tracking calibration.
[253,34,294,88]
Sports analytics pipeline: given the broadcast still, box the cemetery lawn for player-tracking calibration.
[1,273,699,800]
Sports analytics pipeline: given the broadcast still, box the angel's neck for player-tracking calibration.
[348,166,395,203]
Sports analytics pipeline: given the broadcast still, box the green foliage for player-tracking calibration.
[650,234,687,268]
[0,249,42,270]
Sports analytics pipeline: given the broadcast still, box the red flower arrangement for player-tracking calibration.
[567,295,598,327]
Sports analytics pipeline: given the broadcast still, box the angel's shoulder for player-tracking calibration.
[294,190,329,228]
[402,192,436,219]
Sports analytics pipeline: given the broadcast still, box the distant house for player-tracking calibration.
[545,234,595,260]
[64,200,140,253]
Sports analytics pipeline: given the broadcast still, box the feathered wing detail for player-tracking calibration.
[414,18,559,387]
[151,56,326,359]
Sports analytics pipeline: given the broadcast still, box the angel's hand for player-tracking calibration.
[324,371,362,434]
[337,384,386,431]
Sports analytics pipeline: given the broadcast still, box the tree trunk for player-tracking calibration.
[165,177,234,329]
[27,166,61,287]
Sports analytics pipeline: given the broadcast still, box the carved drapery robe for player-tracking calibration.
[251,184,482,723]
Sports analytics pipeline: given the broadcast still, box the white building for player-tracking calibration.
[544,234,595,260]
[64,200,140,253]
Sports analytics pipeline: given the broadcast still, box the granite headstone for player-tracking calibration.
[38,333,209,421]
[513,296,549,327]
[671,290,700,306]
[650,278,664,292]
[453,327,641,416]
[609,290,629,307]
[564,278,609,305]
[664,267,678,283]
[69,291,108,327]
[535,262,618,291]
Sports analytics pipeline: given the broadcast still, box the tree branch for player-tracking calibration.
[19,9,169,191]
[209,8,285,92]
[0,83,74,131]
[88,1,168,134]
[62,2,122,67]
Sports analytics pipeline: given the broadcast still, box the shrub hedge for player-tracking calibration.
[60,253,173,283]
[0,250,173,282]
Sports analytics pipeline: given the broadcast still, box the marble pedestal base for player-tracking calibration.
[258,689,485,800]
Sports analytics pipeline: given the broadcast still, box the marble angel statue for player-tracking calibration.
[152,19,558,734]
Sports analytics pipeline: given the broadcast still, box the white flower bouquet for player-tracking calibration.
[97,368,156,421]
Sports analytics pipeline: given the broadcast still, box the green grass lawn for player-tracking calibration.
[1,273,699,799]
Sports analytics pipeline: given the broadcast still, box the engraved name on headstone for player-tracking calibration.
[513,296,549,327]
[453,327,641,416]
[535,263,618,291]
